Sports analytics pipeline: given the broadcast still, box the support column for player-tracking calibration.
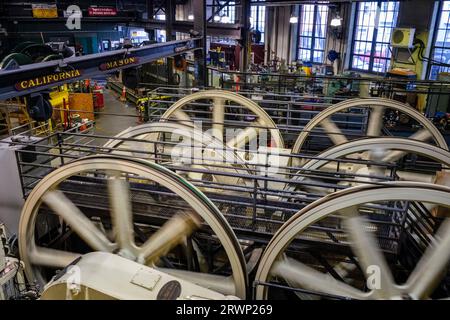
[145,0,156,41]
[165,0,176,41]
[240,0,251,72]
[193,0,207,87]
[166,0,176,84]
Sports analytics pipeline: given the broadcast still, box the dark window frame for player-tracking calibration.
[350,1,400,74]
[428,0,450,79]
[250,0,266,43]
[296,4,329,64]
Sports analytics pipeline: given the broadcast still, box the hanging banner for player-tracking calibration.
[88,7,118,17]
[31,3,58,18]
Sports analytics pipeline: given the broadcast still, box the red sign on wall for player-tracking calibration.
[88,7,118,17]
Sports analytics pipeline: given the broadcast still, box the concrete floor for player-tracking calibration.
[93,89,139,137]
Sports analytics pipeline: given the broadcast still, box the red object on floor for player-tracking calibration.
[93,91,104,109]
[120,86,127,102]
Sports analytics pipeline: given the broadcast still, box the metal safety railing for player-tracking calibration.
[7,127,442,257]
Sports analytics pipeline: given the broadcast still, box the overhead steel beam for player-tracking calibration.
[131,20,242,38]
[249,0,407,5]
[1,16,136,23]
[0,38,201,100]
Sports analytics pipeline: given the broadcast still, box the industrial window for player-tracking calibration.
[155,13,166,42]
[250,1,266,43]
[297,4,329,64]
[351,1,400,73]
[212,1,236,23]
[429,1,450,79]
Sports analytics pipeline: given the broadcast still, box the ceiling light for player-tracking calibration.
[154,14,165,20]
[289,16,298,24]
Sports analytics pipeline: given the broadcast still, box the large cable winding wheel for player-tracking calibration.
[159,90,284,152]
[19,155,248,298]
[255,182,450,300]
[284,137,450,197]
[292,98,447,158]
[102,122,253,192]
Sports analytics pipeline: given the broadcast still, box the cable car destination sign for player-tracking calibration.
[13,56,139,91]
[99,56,139,71]
[14,69,83,91]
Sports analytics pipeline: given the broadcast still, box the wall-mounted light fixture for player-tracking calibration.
[330,15,342,27]
[188,14,194,20]
[289,16,298,24]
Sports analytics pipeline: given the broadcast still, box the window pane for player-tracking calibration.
[354,41,372,56]
[299,49,311,61]
[313,50,324,63]
[374,43,390,59]
[299,37,312,49]
[353,55,370,70]
[373,58,390,73]
[315,38,325,51]
[250,0,265,42]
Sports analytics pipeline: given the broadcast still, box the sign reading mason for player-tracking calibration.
[99,57,139,71]
[15,69,83,91]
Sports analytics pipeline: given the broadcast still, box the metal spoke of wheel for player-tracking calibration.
[285,137,450,199]
[108,178,136,256]
[173,109,192,126]
[367,106,385,137]
[343,210,398,298]
[160,90,284,149]
[271,256,369,300]
[227,121,261,149]
[383,129,433,163]
[292,98,447,154]
[320,118,348,145]
[158,268,236,295]
[19,156,249,298]
[405,218,450,299]
[256,183,450,300]
[139,212,201,264]
[29,246,81,268]
[42,190,116,252]
[212,97,225,142]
